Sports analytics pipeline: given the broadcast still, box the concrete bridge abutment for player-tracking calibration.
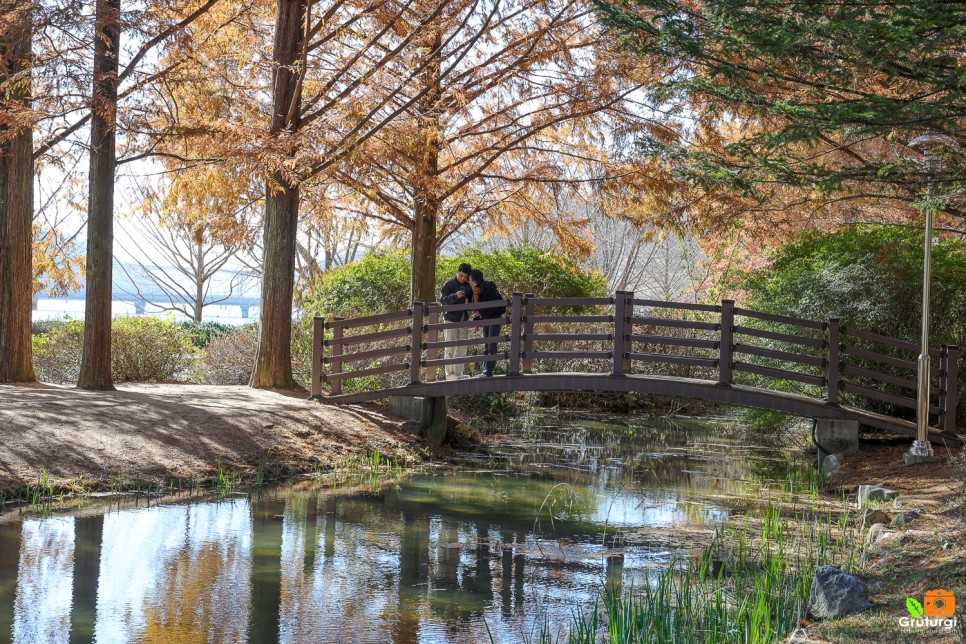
[389,396,448,443]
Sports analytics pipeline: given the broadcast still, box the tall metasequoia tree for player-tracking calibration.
[251,0,307,388]
[240,0,453,387]
[0,0,36,382]
[334,0,654,304]
[408,27,442,304]
[68,0,223,389]
[77,0,122,390]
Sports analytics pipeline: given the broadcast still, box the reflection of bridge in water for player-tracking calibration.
[311,294,961,444]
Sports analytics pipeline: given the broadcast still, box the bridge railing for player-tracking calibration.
[311,294,958,434]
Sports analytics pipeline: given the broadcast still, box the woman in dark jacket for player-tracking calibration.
[468,269,506,376]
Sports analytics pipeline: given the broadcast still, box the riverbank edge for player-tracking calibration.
[0,383,438,508]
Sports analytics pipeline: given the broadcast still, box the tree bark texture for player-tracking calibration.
[78,0,121,390]
[0,2,36,383]
[251,0,306,388]
[409,29,442,305]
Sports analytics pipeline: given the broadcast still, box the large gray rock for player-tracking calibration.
[866,523,893,545]
[859,507,891,529]
[809,566,873,619]
[890,510,923,527]
[821,453,844,474]
[857,485,898,506]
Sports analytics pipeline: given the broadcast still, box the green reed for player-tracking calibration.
[549,499,863,643]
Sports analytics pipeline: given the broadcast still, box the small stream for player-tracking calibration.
[0,413,811,643]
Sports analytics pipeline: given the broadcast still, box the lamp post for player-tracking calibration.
[905,133,956,465]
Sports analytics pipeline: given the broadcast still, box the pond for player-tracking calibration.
[0,412,812,643]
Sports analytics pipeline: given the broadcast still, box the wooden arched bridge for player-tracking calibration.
[309,293,961,444]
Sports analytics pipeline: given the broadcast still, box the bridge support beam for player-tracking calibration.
[814,419,859,457]
[389,396,447,443]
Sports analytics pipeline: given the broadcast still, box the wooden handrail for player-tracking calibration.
[326,309,412,330]
[843,326,943,357]
[733,308,826,330]
[733,325,825,350]
[633,299,720,313]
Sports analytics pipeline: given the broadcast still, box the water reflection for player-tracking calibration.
[94,501,251,642]
[0,415,807,643]
[14,518,74,643]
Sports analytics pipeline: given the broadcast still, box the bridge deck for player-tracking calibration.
[321,372,957,444]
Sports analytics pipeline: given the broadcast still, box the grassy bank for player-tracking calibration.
[531,438,966,643]
[531,481,863,643]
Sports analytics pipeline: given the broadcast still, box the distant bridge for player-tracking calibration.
[310,293,961,444]
[34,260,260,319]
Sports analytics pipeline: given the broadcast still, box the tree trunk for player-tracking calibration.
[0,1,36,383]
[78,0,121,390]
[251,0,306,389]
[194,239,204,322]
[409,29,442,305]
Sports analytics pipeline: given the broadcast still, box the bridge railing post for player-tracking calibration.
[331,317,344,395]
[940,344,959,436]
[508,292,523,376]
[410,302,424,385]
[622,291,634,374]
[612,290,629,376]
[826,317,840,405]
[718,300,734,385]
[426,304,440,382]
[523,293,535,374]
[311,316,324,398]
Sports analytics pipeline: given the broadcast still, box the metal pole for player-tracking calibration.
[905,132,957,463]
[911,182,935,457]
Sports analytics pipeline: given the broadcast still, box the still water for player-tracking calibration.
[0,414,808,643]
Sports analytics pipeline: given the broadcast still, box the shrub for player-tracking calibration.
[306,245,608,318]
[192,324,258,385]
[32,320,85,384]
[31,317,73,336]
[181,321,234,348]
[32,316,195,384]
[111,317,194,382]
[291,314,314,389]
[740,226,966,422]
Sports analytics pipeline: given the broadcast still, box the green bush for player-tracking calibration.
[306,245,608,317]
[180,321,234,348]
[112,317,195,382]
[740,226,966,422]
[32,317,73,336]
[32,320,85,384]
[32,316,195,384]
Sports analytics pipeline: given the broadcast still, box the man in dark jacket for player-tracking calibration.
[468,269,507,377]
[439,263,473,379]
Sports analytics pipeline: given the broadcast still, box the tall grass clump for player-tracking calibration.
[553,502,862,643]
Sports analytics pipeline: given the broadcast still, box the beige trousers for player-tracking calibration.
[443,326,469,378]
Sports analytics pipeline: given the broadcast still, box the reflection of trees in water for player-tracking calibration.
[13,518,75,643]
[70,514,103,643]
[0,524,21,640]
[493,415,805,497]
[93,502,251,643]
[143,504,251,643]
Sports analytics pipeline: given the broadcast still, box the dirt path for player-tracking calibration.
[0,382,425,495]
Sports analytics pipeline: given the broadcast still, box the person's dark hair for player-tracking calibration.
[469,269,485,285]
[458,262,472,274]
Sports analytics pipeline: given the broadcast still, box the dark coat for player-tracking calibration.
[439,275,471,322]
[473,280,507,319]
